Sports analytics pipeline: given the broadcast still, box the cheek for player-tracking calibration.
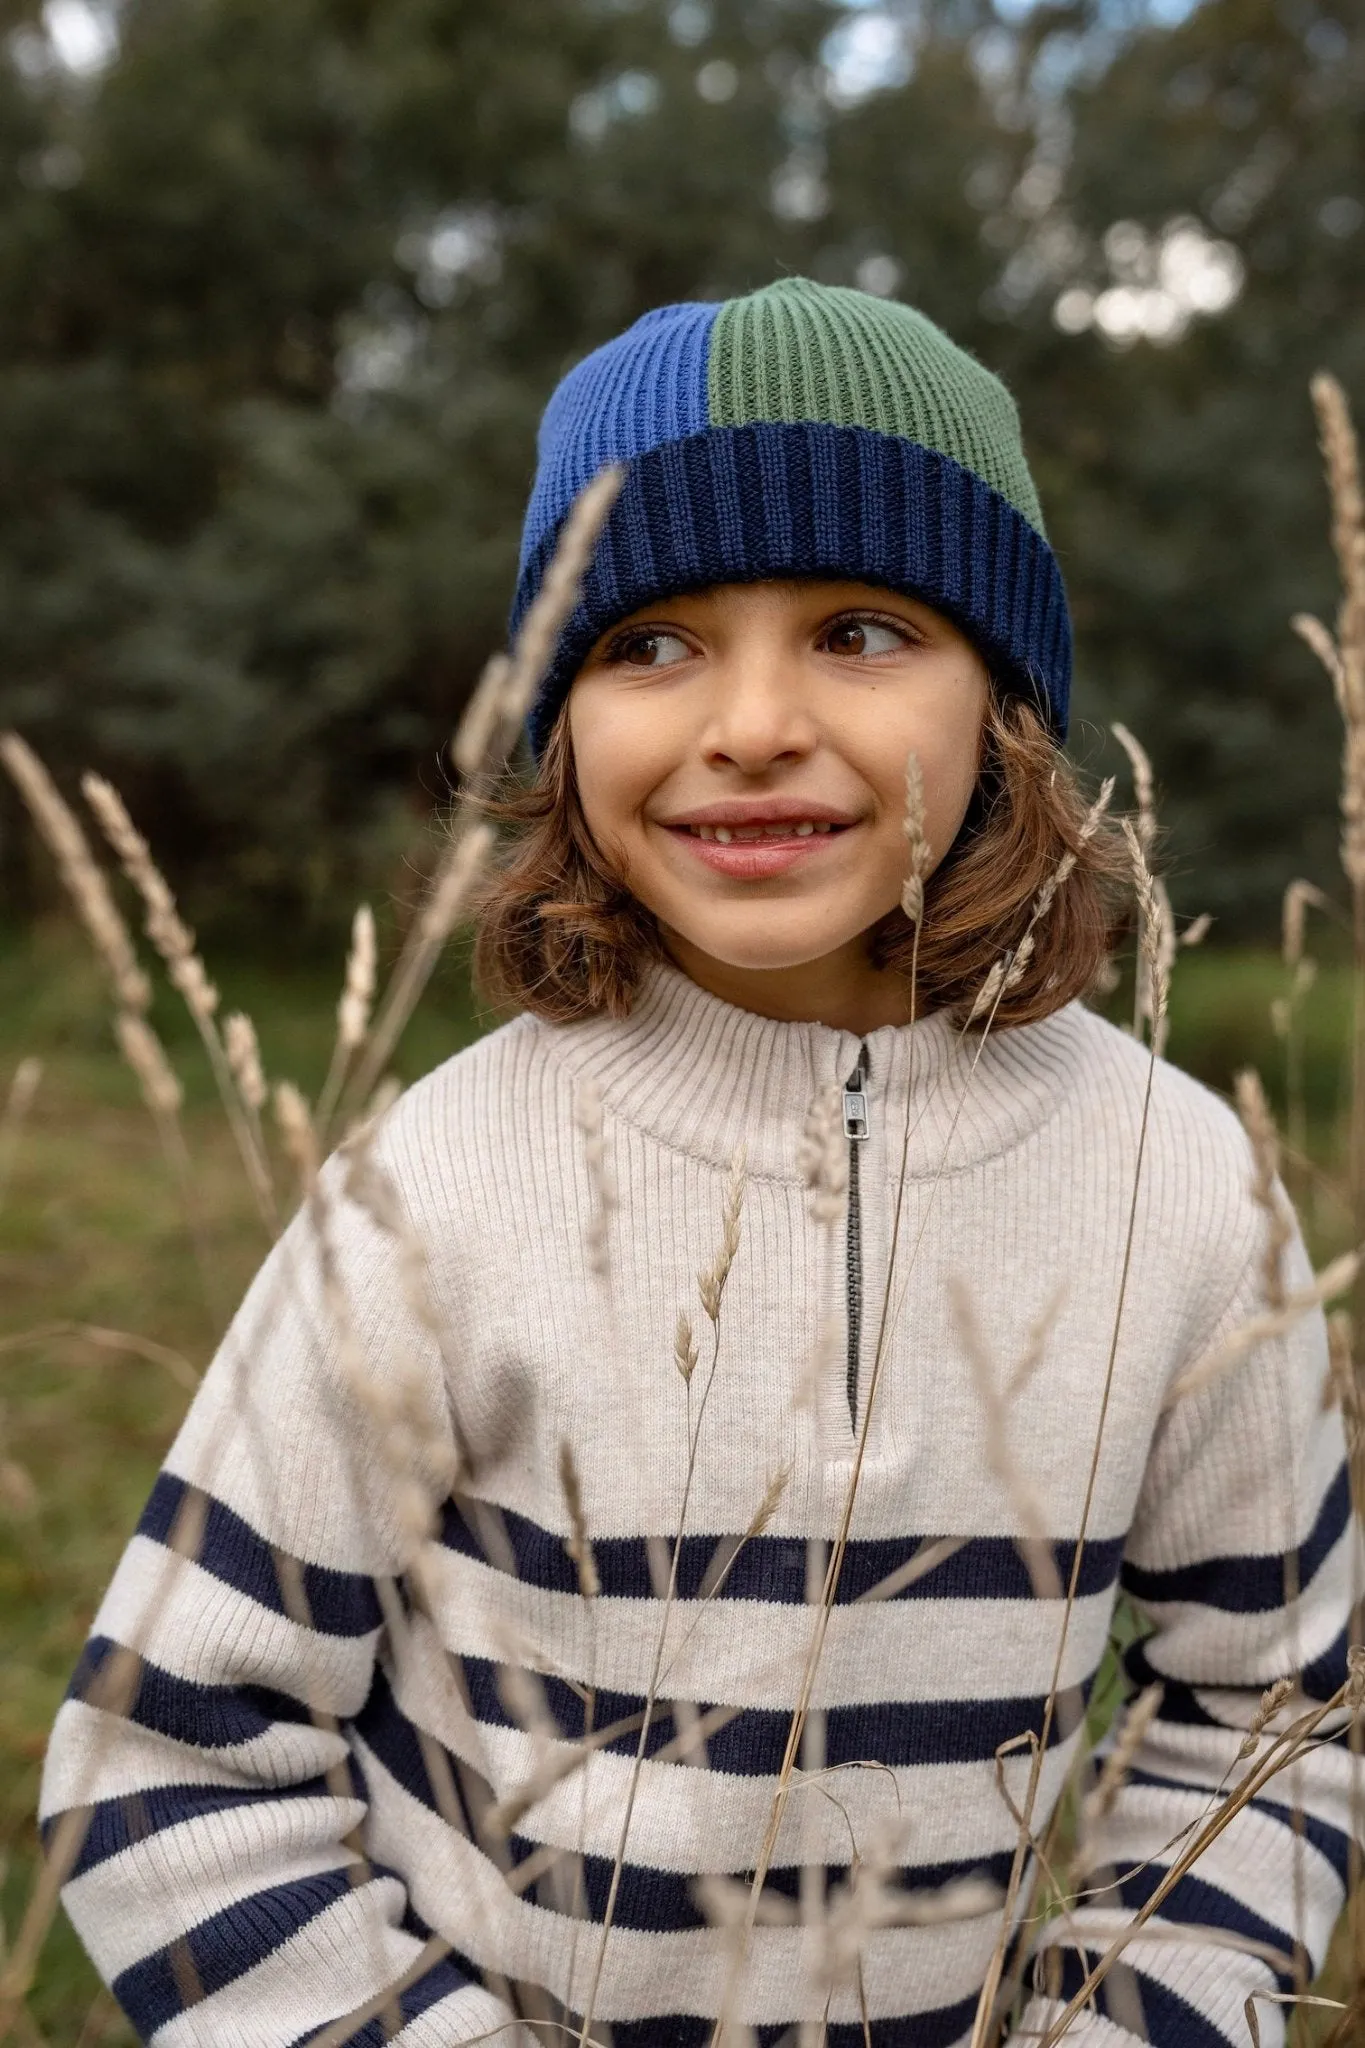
[567,690,669,843]
[862,690,986,860]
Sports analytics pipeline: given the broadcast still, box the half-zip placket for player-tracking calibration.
[842,1041,871,1430]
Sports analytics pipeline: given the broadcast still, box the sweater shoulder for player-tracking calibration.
[1059,1002,1248,1153]
[1053,1002,1273,1289]
[363,1009,569,1219]
[1055,995,1260,1163]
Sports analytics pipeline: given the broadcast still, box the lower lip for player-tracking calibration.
[665,827,851,879]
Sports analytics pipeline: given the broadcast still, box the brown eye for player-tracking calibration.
[822,615,909,658]
[612,629,690,669]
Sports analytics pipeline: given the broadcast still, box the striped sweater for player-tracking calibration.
[42,964,1359,2047]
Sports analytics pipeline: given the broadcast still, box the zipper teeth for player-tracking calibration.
[845,1135,863,1429]
[843,1040,870,1434]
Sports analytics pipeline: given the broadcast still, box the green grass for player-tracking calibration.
[0,921,485,2042]
[0,928,1354,2041]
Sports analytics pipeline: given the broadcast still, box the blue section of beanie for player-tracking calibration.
[516,422,1070,758]
[517,300,719,578]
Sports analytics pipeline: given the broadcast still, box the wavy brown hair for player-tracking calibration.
[471,691,1127,1028]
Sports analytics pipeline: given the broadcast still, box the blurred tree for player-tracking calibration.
[1041,0,1365,923]
[0,0,1359,933]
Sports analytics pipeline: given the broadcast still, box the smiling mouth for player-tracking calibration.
[677,821,845,843]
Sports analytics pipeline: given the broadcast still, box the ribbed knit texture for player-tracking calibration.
[708,280,1046,534]
[42,970,1357,2046]
[511,280,1072,756]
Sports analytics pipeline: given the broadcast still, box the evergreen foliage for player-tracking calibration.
[0,0,1359,931]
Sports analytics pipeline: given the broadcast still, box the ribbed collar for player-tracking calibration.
[543,962,1090,1183]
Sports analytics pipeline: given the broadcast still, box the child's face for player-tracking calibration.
[568,579,989,994]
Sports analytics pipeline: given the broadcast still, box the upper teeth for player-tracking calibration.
[689,821,834,842]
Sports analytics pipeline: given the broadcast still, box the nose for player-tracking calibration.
[697,642,817,774]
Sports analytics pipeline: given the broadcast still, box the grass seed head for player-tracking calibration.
[900,748,932,925]
[337,905,377,1052]
[224,1012,267,1113]
[1234,1067,1292,1310]
[558,1439,600,1598]
[0,736,150,1014]
[273,1080,319,1187]
[798,1083,847,1226]
[1122,816,1173,1053]
[1237,1675,1296,1759]
[674,1309,699,1385]
[1112,722,1156,853]
[745,1462,792,1540]
[115,1013,183,1118]
[82,774,218,1022]
[699,1143,746,1322]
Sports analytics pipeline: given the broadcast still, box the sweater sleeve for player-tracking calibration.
[39,1164,525,2048]
[1018,1221,1360,2048]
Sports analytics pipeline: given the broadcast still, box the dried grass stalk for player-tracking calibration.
[0,1057,42,1210]
[1163,1251,1359,1410]
[1038,1677,1361,2044]
[673,1310,699,1386]
[499,466,625,730]
[337,906,377,1053]
[1234,1069,1293,1311]
[950,1276,1063,1601]
[746,1463,791,1541]
[1311,372,1365,719]
[1122,817,1173,1055]
[900,750,932,926]
[1283,880,1329,969]
[967,776,1115,1024]
[274,1081,320,1190]
[0,735,149,1012]
[798,1084,847,1228]
[451,653,512,782]
[1080,1684,1165,1835]
[1111,724,1155,854]
[224,1013,267,1114]
[698,1145,746,1324]
[115,1013,184,1119]
[1237,1676,1296,1762]
[81,774,218,1024]
[345,822,495,1112]
[558,1440,600,1600]
[347,469,623,1121]
[574,1077,613,1277]
[80,772,279,1231]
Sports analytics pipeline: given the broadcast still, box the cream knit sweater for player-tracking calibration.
[42,965,1358,2047]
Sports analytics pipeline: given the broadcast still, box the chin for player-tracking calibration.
[674,924,860,975]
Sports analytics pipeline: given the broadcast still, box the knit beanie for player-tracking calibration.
[512,277,1071,756]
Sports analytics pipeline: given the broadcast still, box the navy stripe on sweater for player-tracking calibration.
[1125,1765,1354,1887]
[1115,1863,1303,1990]
[1120,1464,1350,1615]
[442,1495,1125,1605]
[45,1767,365,1880]
[69,1636,318,1748]
[354,1663,1013,1932]
[450,1651,1084,1772]
[138,1473,385,1638]
[113,1867,390,2036]
[1048,1943,1233,2048]
[1301,1615,1354,1700]
[282,1931,480,2048]
[601,1998,983,2048]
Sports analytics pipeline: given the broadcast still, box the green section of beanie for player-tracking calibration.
[707,277,1046,537]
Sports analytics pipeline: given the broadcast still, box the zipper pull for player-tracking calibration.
[842,1047,870,1142]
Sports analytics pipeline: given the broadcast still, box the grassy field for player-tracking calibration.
[0,922,1355,2041]
[0,921,487,2042]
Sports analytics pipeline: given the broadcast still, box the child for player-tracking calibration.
[43,279,1357,2047]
